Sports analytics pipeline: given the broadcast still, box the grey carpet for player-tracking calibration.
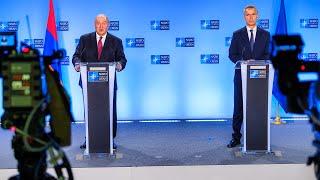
[0,120,315,168]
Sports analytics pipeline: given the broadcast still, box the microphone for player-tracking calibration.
[241,47,245,61]
[235,47,246,69]
[74,46,86,72]
[79,46,86,61]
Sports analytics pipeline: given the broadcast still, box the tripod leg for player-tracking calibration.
[11,135,55,180]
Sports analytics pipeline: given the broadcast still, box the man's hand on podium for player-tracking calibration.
[116,62,123,72]
[74,63,80,72]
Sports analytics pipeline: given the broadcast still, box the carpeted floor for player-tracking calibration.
[0,120,315,168]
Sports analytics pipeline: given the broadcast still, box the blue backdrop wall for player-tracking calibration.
[0,0,319,121]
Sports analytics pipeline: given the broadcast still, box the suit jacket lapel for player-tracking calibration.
[240,27,251,52]
[101,34,114,61]
[101,35,111,60]
[253,28,263,53]
[90,32,98,60]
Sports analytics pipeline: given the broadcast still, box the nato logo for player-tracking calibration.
[176,37,194,47]
[0,22,8,32]
[201,20,219,30]
[300,19,318,28]
[151,55,170,64]
[0,21,19,32]
[200,54,219,64]
[88,71,108,82]
[225,37,232,46]
[109,21,119,31]
[23,39,44,48]
[88,72,99,82]
[258,19,269,29]
[250,69,266,78]
[57,21,69,31]
[150,20,170,30]
[126,38,145,48]
[300,53,318,61]
[61,56,70,65]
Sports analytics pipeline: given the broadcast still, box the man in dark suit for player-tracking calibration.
[72,14,127,149]
[228,5,270,148]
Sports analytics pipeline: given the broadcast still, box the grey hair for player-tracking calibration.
[95,14,109,23]
[243,5,259,15]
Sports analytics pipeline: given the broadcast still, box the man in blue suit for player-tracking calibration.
[228,5,270,148]
[72,14,127,149]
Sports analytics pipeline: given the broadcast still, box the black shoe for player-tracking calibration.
[80,141,86,149]
[227,139,241,148]
[81,141,116,150]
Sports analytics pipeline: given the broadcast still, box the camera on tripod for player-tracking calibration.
[271,34,320,179]
[271,34,320,114]
[0,31,73,180]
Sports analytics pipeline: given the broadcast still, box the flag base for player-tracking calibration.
[272,116,286,125]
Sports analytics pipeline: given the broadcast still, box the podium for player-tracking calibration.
[237,60,274,153]
[80,62,116,155]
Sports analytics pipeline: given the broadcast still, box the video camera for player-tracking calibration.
[0,31,73,180]
[271,35,320,113]
[271,34,320,179]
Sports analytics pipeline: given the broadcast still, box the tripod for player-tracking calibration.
[2,100,73,180]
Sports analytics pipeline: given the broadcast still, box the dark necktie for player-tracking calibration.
[249,29,254,52]
[97,36,103,60]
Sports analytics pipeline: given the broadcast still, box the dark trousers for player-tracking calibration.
[232,69,243,141]
[113,91,117,138]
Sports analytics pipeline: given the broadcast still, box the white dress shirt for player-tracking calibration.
[96,32,107,46]
[246,26,257,42]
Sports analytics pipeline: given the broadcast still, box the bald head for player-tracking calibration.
[95,14,109,36]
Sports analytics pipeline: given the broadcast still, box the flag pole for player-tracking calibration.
[272,0,288,124]
[273,101,286,125]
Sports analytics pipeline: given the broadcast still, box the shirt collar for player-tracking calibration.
[96,32,107,40]
[246,26,257,32]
